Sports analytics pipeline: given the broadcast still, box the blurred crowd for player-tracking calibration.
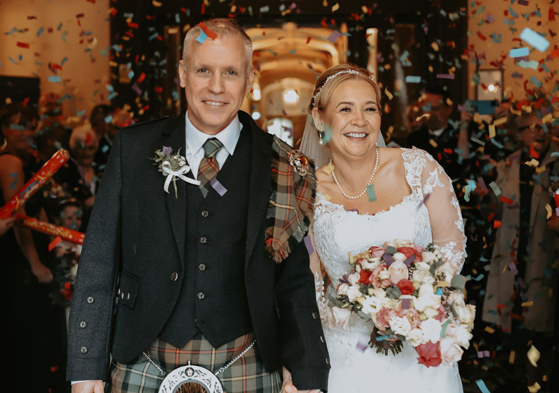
[1,84,558,392]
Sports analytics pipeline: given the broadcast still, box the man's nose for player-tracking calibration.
[208,74,225,94]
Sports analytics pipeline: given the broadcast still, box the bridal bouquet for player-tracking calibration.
[330,239,475,367]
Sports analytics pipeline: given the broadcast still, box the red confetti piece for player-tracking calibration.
[84,132,93,145]
[497,304,509,309]
[50,366,58,372]
[110,7,117,17]
[530,144,540,159]
[137,72,146,83]
[16,42,30,49]
[198,22,217,40]
[128,22,139,29]
[500,196,514,205]
[477,32,487,41]
[306,36,312,44]
[201,2,205,14]
[321,17,328,28]
[549,7,556,21]
[551,49,559,58]
[533,97,544,110]
[553,97,559,103]
[48,236,62,252]
[494,220,501,229]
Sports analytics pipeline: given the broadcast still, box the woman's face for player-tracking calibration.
[58,205,82,230]
[73,137,98,166]
[2,113,35,152]
[314,79,381,160]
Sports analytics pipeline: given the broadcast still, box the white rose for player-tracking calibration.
[389,316,412,336]
[332,307,352,329]
[455,305,476,329]
[419,283,435,297]
[420,318,442,343]
[363,258,382,270]
[421,252,437,263]
[447,291,466,308]
[372,288,386,299]
[414,293,441,312]
[395,239,412,247]
[440,338,464,365]
[337,283,350,296]
[413,270,433,285]
[347,272,360,285]
[379,270,391,281]
[362,296,383,316]
[347,285,362,302]
[381,297,396,309]
[393,252,407,262]
[448,323,473,349]
[407,328,428,347]
[423,306,440,319]
[415,261,430,270]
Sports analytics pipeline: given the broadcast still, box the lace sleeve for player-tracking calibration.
[308,223,332,324]
[420,151,467,276]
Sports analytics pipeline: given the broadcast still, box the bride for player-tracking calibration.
[288,64,467,392]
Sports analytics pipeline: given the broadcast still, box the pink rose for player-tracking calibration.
[434,305,447,322]
[371,265,391,289]
[440,338,463,366]
[369,246,385,258]
[397,308,421,329]
[416,341,442,368]
[388,261,409,285]
[377,307,397,329]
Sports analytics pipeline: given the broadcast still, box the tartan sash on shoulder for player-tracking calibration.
[265,137,316,263]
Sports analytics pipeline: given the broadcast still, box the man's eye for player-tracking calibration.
[198,68,208,73]
[226,70,237,75]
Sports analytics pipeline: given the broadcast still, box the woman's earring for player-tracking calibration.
[318,130,325,145]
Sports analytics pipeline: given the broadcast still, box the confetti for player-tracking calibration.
[520,28,550,52]
[327,31,343,43]
[304,235,314,255]
[196,29,208,44]
[367,184,377,202]
[476,380,491,393]
[436,74,454,79]
[405,76,421,83]
[199,22,217,40]
[527,345,540,367]
[210,178,227,196]
[48,76,61,83]
[332,3,340,12]
[48,236,63,252]
[509,47,529,58]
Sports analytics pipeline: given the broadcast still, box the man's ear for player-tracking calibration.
[245,65,255,95]
[311,108,324,131]
[178,60,187,88]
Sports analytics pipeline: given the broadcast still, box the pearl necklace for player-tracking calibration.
[331,147,379,200]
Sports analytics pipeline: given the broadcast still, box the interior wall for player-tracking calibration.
[0,0,110,119]
[467,1,558,101]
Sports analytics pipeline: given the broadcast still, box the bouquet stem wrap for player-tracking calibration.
[14,213,84,245]
[0,149,70,219]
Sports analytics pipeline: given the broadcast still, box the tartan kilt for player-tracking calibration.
[107,333,281,393]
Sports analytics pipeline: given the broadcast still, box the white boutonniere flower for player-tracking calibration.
[151,146,200,198]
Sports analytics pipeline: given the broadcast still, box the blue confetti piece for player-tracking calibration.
[77,109,86,116]
[405,76,422,83]
[61,57,68,66]
[102,145,110,153]
[476,380,491,393]
[520,27,550,52]
[490,138,503,149]
[503,18,515,26]
[107,92,117,100]
[128,70,135,79]
[529,76,543,87]
[196,29,208,44]
[104,115,113,124]
[37,27,44,37]
[509,47,529,58]
[48,76,61,83]
[57,22,63,31]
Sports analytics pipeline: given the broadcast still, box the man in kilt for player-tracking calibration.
[67,18,329,393]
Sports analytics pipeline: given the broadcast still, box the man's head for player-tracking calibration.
[420,84,453,131]
[90,104,117,138]
[179,19,254,135]
[518,110,550,155]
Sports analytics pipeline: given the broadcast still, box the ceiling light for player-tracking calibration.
[283,89,299,104]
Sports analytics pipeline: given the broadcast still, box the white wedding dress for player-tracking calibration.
[312,148,466,393]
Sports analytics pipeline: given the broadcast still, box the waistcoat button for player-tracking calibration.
[201,210,209,218]
[197,292,205,300]
[199,264,206,271]
[200,237,207,244]
[170,272,179,281]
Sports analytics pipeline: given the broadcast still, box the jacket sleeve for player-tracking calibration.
[275,238,330,391]
[66,132,123,381]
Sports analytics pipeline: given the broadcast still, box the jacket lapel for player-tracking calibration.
[161,112,188,264]
[241,112,273,266]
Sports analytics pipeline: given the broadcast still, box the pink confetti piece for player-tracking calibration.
[210,178,227,196]
[304,235,314,255]
[508,261,518,275]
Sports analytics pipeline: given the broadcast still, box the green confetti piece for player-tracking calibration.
[489,181,501,196]
[470,136,485,146]
[367,184,377,202]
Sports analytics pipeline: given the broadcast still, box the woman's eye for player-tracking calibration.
[340,107,351,112]
[366,107,378,112]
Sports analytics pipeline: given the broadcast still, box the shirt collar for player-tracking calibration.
[428,127,445,137]
[185,111,242,156]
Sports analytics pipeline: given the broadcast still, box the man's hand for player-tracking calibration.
[0,216,16,237]
[31,262,53,284]
[281,366,322,393]
[72,381,104,393]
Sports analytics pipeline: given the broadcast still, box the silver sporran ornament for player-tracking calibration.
[158,362,222,393]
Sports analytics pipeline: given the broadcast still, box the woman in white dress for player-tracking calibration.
[291,64,468,393]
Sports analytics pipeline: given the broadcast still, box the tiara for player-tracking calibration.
[311,70,375,108]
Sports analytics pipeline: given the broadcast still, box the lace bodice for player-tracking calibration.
[313,148,466,330]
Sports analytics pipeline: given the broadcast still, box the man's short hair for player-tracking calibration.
[90,104,115,127]
[182,18,252,71]
[424,83,452,106]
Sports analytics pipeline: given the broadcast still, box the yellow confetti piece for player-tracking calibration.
[485,326,495,334]
[362,5,368,13]
[332,2,340,11]
[528,382,541,393]
[436,281,450,287]
[324,194,332,201]
[527,345,540,367]
[493,117,507,126]
[416,113,430,121]
[429,139,438,148]
[489,125,496,138]
[509,350,516,364]
[183,24,191,33]
[322,163,335,175]
[521,301,534,307]
[525,159,540,167]
[431,42,439,51]
[536,166,546,174]
[542,113,554,124]
[546,204,552,220]
[510,107,522,116]
[473,113,481,123]
[5,97,12,104]
[385,88,393,100]
[152,0,162,7]
[323,0,328,6]
[446,98,453,106]
[230,5,237,13]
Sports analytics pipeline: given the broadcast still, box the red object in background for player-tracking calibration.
[494,220,502,229]
[0,150,69,219]
[550,7,556,21]
[16,42,30,49]
[15,214,84,245]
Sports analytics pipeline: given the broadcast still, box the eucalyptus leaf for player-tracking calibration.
[386,286,402,299]
[451,274,466,290]
[385,246,398,255]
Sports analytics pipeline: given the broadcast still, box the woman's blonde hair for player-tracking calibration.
[310,64,382,114]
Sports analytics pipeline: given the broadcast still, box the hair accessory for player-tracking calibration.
[312,70,376,108]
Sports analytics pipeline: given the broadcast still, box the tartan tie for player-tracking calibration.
[198,138,224,197]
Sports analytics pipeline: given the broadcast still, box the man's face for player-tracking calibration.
[179,35,253,135]
[519,113,550,154]
[423,93,452,131]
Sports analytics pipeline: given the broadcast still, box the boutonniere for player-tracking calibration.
[151,146,200,198]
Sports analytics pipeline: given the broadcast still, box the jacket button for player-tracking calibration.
[170,272,178,281]
[81,347,88,354]
[325,357,330,365]
[312,312,318,319]
[87,297,94,304]
[80,321,87,328]
[199,264,206,271]
[201,210,209,218]
[197,292,205,300]
[200,237,207,244]
[320,335,325,343]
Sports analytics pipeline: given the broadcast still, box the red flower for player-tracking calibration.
[397,247,423,263]
[368,246,385,258]
[396,279,415,295]
[416,342,442,368]
[359,270,372,284]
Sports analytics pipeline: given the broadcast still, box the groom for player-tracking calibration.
[67,18,329,393]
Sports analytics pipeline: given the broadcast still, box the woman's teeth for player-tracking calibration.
[345,133,367,138]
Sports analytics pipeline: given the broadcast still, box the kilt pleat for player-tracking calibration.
[107,333,281,393]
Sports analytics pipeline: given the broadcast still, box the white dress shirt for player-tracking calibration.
[185,111,243,179]
[428,127,445,137]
